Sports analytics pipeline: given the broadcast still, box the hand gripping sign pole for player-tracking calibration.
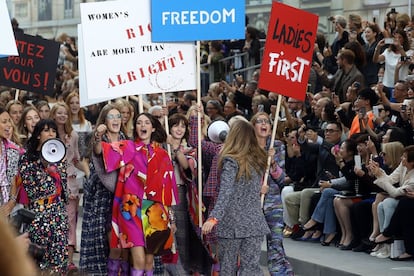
[261,94,283,208]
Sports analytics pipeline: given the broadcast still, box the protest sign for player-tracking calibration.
[151,0,245,42]
[79,0,196,101]
[0,33,59,96]
[258,2,318,101]
[0,0,18,57]
[78,25,112,107]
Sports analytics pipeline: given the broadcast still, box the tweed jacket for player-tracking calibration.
[1,138,22,205]
[209,157,270,238]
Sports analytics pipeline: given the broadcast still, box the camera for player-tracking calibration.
[401,56,411,62]
[10,207,46,263]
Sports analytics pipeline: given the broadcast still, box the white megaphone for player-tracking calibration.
[207,120,229,143]
[41,138,66,163]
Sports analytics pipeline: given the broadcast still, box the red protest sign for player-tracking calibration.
[259,2,318,101]
[0,33,60,96]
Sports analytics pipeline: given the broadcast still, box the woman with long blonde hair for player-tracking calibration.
[202,120,269,275]
[368,141,404,252]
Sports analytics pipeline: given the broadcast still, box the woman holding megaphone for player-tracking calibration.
[18,119,69,274]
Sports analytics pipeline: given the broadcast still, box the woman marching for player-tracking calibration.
[251,112,294,276]
[79,104,128,275]
[101,113,178,276]
[166,113,212,275]
[202,119,270,275]
[19,119,69,274]
[0,107,22,217]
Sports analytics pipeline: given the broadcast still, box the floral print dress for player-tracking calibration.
[19,151,69,274]
[101,139,178,255]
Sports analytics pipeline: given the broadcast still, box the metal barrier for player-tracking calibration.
[200,45,265,86]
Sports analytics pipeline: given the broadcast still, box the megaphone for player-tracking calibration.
[207,120,229,143]
[41,138,66,163]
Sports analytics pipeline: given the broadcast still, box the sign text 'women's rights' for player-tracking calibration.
[79,0,196,101]
[259,2,318,101]
[151,0,245,42]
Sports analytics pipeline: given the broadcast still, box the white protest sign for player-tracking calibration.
[78,24,112,107]
[80,0,196,101]
[0,0,18,57]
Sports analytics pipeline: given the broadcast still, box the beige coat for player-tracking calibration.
[374,162,414,198]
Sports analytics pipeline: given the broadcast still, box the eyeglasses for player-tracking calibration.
[379,152,386,157]
[106,114,122,120]
[256,119,271,125]
[324,128,340,133]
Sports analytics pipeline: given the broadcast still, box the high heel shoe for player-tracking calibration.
[321,234,336,246]
[321,240,332,246]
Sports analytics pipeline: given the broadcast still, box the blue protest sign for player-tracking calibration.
[151,0,245,42]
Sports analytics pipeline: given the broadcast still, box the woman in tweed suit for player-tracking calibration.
[202,120,270,275]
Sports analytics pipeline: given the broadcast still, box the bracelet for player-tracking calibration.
[9,195,17,202]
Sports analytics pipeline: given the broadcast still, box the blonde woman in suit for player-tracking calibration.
[202,120,270,275]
